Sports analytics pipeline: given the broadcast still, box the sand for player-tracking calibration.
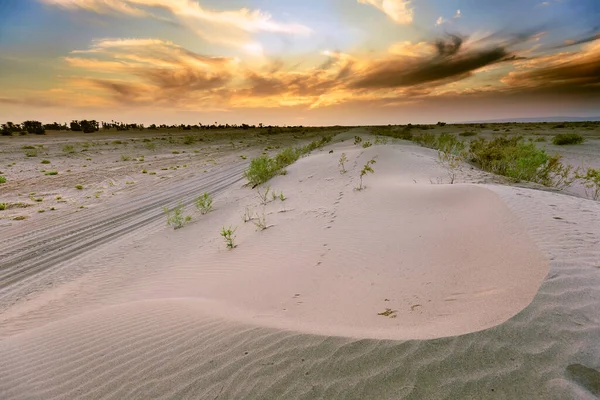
[1,131,599,399]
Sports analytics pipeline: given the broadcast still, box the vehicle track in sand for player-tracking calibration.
[0,162,248,296]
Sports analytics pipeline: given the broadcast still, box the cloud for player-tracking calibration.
[357,0,413,24]
[502,40,600,94]
[40,0,311,49]
[348,34,517,90]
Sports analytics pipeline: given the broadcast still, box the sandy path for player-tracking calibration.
[0,161,247,303]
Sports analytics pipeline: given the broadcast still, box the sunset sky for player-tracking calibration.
[0,0,599,125]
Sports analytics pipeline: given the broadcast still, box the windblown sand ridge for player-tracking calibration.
[1,135,599,399]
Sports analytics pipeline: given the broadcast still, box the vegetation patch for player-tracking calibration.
[552,133,584,145]
[195,192,213,214]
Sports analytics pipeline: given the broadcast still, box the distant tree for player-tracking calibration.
[22,120,46,135]
[80,120,99,133]
[70,120,82,131]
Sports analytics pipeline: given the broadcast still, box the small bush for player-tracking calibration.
[357,159,376,190]
[0,203,6,210]
[25,149,38,157]
[41,160,51,164]
[195,192,213,214]
[22,145,36,149]
[121,155,131,161]
[145,142,156,151]
[220,226,237,249]
[459,131,478,137]
[62,144,76,154]
[0,176,6,184]
[244,156,279,186]
[75,184,84,190]
[163,201,190,229]
[362,141,372,148]
[339,153,348,173]
[274,147,300,168]
[552,133,584,145]
[45,171,58,175]
[469,136,549,182]
[183,135,195,145]
[354,136,363,145]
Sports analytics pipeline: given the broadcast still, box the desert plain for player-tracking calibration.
[1,123,600,399]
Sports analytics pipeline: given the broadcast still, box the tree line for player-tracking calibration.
[1,120,304,136]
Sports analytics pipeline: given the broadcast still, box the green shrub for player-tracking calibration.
[163,201,190,229]
[0,203,6,210]
[362,141,372,148]
[354,136,363,145]
[577,168,600,200]
[459,131,478,137]
[183,135,195,145]
[121,155,131,161]
[41,160,51,164]
[436,133,464,153]
[0,176,6,184]
[244,155,279,186]
[357,159,376,190]
[412,133,436,148]
[244,135,333,186]
[274,147,300,168]
[22,145,36,150]
[469,136,550,182]
[75,184,84,190]
[195,192,213,214]
[552,133,584,145]
[45,171,58,175]
[220,226,237,249]
[25,149,38,157]
[62,144,76,154]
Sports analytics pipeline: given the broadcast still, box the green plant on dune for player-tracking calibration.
[221,226,237,249]
[163,201,190,229]
[244,156,279,187]
[0,176,6,184]
[257,185,272,205]
[356,159,376,191]
[252,211,268,231]
[339,153,348,174]
[576,168,600,200]
[437,143,465,184]
[354,136,363,145]
[195,192,213,214]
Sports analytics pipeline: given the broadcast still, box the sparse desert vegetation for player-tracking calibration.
[552,133,585,145]
[163,202,191,229]
[220,226,237,249]
[195,192,213,215]
[356,159,376,191]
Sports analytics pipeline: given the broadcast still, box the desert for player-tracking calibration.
[2,0,600,398]
[1,122,600,399]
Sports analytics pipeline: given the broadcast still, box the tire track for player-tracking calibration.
[0,162,248,293]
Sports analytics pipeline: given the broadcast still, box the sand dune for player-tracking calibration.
[1,136,599,399]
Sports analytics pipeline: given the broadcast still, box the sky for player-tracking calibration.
[0,0,599,125]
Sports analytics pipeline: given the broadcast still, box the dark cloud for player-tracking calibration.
[553,32,600,48]
[349,44,510,90]
[505,53,600,93]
